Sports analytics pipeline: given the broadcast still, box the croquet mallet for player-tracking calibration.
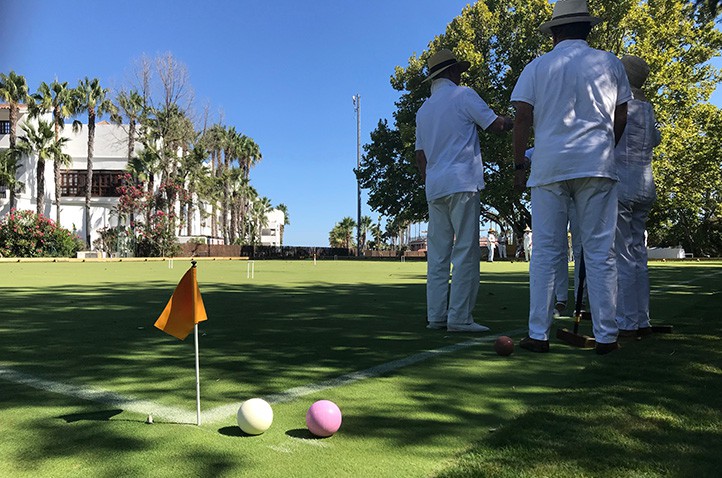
[556,251,596,348]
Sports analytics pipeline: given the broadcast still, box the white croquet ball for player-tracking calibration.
[237,398,273,435]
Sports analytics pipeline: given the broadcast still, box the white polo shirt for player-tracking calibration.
[511,40,632,187]
[415,78,498,201]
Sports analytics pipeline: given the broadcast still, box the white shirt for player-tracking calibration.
[511,40,632,187]
[615,97,661,203]
[415,78,498,201]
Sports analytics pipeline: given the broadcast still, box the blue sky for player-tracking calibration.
[2,1,720,246]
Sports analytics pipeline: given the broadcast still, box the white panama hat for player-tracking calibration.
[423,49,471,82]
[539,0,601,35]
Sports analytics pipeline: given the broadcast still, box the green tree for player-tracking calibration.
[112,89,145,167]
[252,196,273,245]
[613,0,722,255]
[0,71,30,209]
[371,221,384,250]
[178,143,210,236]
[328,223,346,248]
[359,0,722,254]
[73,77,117,248]
[336,217,357,250]
[276,203,290,245]
[357,1,551,240]
[358,215,373,252]
[16,120,71,216]
[30,80,75,224]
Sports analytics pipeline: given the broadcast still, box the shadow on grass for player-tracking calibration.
[285,428,320,439]
[432,264,722,478]
[1,261,719,476]
[58,409,123,423]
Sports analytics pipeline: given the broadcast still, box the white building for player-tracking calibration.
[1,104,285,250]
[260,208,285,247]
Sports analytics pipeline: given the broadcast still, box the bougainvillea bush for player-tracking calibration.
[0,209,84,257]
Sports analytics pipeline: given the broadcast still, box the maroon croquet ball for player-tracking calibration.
[494,336,514,356]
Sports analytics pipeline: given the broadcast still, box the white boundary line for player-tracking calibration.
[0,367,198,423]
[2,268,720,424]
[0,328,525,425]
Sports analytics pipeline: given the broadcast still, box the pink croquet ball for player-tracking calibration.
[306,400,342,437]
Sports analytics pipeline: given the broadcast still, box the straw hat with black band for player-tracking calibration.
[424,49,471,82]
[539,0,601,35]
[621,54,650,101]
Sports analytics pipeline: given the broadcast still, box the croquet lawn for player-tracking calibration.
[0,259,720,477]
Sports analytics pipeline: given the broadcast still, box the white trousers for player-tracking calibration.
[427,191,480,326]
[557,202,586,305]
[529,178,618,344]
[615,199,652,330]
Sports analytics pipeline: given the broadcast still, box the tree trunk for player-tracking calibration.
[54,109,62,225]
[8,105,18,210]
[36,158,45,215]
[85,109,95,248]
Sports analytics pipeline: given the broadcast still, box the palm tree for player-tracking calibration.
[112,89,147,228]
[371,222,384,250]
[251,196,273,245]
[201,124,226,238]
[221,126,239,243]
[73,77,117,247]
[275,203,290,245]
[179,142,210,236]
[0,150,24,204]
[29,80,74,224]
[16,119,71,215]
[338,217,357,250]
[328,223,346,248]
[358,215,373,252]
[236,134,261,181]
[112,89,145,167]
[0,71,30,209]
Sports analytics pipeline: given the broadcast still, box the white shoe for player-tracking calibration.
[426,322,447,330]
[447,322,490,333]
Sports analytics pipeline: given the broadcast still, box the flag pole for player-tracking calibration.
[194,323,201,426]
[192,259,201,426]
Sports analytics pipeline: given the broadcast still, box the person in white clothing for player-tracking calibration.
[511,0,631,354]
[523,226,533,262]
[523,148,579,319]
[498,231,508,259]
[615,55,661,339]
[487,229,497,262]
[415,49,513,333]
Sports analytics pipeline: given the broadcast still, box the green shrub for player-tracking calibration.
[133,210,180,257]
[0,209,84,257]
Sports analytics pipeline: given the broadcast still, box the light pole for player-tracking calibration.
[352,94,361,256]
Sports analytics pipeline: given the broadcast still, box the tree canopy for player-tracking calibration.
[358,0,722,255]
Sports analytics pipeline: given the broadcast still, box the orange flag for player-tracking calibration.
[155,266,208,340]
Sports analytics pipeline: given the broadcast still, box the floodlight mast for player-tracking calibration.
[353,94,361,257]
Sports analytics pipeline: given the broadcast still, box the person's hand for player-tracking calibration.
[503,116,514,132]
[513,169,527,192]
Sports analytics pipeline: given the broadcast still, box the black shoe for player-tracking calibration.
[637,327,653,338]
[596,341,620,355]
[618,329,639,341]
[519,336,550,353]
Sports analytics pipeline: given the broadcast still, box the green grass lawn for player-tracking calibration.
[0,259,720,477]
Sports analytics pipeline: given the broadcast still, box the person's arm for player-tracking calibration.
[614,102,628,146]
[512,101,533,192]
[485,116,514,134]
[415,150,427,182]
